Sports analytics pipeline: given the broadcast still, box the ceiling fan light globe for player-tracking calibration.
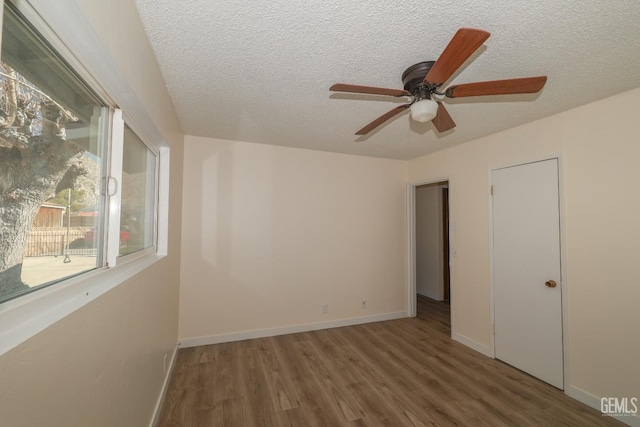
[410,99,438,123]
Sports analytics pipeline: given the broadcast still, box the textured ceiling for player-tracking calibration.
[134,0,640,160]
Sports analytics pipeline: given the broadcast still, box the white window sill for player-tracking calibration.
[0,252,164,357]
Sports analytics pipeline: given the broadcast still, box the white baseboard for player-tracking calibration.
[566,385,605,410]
[451,332,493,358]
[149,344,179,427]
[566,386,640,427]
[417,290,443,301]
[179,311,408,348]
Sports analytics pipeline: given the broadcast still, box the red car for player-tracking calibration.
[84,226,131,246]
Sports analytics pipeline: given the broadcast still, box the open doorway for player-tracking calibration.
[412,181,450,319]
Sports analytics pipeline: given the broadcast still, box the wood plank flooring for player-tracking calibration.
[157,296,622,426]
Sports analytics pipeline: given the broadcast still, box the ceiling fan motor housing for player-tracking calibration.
[402,61,436,95]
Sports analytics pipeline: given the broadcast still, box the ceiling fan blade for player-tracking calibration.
[355,104,410,135]
[445,76,548,98]
[330,83,410,97]
[425,28,490,85]
[432,102,456,133]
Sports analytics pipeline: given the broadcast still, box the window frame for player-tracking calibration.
[0,0,170,356]
[116,119,161,261]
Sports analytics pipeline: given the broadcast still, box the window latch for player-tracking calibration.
[107,176,119,196]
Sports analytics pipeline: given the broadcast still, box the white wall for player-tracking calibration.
[415,183,444,300]
[179,136,408,343]
[409,87,640,409]
[0,1,184,426]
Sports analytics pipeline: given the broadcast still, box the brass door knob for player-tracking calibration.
[545,280,557,288]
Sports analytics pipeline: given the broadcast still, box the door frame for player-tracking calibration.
[407,178,452,326]
[489,155,569,389]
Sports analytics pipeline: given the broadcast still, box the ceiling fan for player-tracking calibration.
[330,28,547,135]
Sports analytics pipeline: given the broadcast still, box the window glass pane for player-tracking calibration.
[0,5,108,303]
[119,126,156,256]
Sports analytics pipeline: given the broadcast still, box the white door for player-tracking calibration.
[493,159,563,389]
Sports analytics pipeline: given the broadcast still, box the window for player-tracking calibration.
[120,125,157,256]
[0,2,158,304]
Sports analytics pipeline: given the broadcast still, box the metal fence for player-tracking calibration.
[24,227,97,257]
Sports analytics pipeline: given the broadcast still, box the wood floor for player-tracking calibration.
[157,296,621,426]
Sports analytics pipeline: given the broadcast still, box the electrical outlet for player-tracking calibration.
[322,304,328,314]
[361,300,367,309]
